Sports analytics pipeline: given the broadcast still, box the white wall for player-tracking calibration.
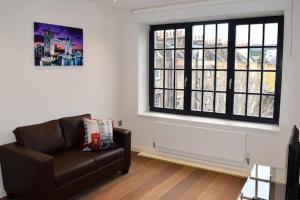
[0,0,300,197]
[0,0,122,196]
[118,0,300,171]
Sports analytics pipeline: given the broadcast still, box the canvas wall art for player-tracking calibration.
[34,22,83,66]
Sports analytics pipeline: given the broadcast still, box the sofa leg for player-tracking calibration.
[121,167,129,174]
[6,193,16,199]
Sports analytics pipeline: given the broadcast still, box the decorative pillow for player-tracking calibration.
[83,118,100,151]
[98,119,114,150]
[83,118,115,151]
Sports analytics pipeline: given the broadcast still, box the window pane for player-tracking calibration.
[250,24,263,46]
[216,49,227,69]
[261,95,274,118]
[217,23,228,47]
[154,50,164,69]
[165,30,175,49]
[216,71,227,91]
[234,71,247,92]
[263,72,276,94]
[164,90,174,109]
[249,48,262,70]
[192,50,203,69]
[264,23,278,46]
[193,25,203,48]
[175,90,184,110]
[236,25,249,47]
[154,70,163,88]
[257,181,270,200]
[175,50,185,69]
[248,72,261,93]
[205,24,216,47]
[165,70,174,89]
[215,93,226,113]
[204,71,215,91]
[203,92,214,112]
[235,48,248,70]
[192,71,202,90]
[247,95,260,117]
[165,50,174,69]
[176,29,185,48]
[191,91,202,111]
[175,70,184,89]
[234,94,246,115]
[154,30,164,49]
[204,49,215,69]
[154,89,163,108]
[263,48,277,70]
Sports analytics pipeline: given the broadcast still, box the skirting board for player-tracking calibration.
[132,145,249,178]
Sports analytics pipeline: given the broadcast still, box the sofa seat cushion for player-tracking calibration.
[54,148,97,186]
[93,147,125,167]
[53,147,125,186]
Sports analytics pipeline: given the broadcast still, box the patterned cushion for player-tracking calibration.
[83,118,100,151]
[83,118,114,151]
[98,119,114,150]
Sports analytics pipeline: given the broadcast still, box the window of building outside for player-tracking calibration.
[149,16,283,124]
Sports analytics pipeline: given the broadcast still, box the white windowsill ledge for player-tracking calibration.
[138,111,280,132]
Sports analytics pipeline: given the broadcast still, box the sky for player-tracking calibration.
[34,22,83,50]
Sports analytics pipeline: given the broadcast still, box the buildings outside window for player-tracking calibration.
[149,16,283,124]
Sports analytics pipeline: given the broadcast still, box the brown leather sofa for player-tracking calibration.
[0,114,131,200]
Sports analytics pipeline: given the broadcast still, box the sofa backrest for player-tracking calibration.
[59,114,91,148]
[13,120,66,154]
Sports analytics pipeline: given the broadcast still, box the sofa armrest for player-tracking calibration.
[0,143,55,200]
[113,128,131,168]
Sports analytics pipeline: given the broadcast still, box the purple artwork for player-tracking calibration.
[34,22,83,66]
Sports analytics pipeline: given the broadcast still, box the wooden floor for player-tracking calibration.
[70,152,245,200]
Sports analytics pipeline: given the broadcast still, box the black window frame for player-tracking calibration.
[149,16,284,124]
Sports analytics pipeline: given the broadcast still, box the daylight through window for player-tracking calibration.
[149,16,283,124]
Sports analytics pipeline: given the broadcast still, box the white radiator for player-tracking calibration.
[154,121,247,165]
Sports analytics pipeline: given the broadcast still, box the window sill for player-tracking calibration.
[138,111,280,132]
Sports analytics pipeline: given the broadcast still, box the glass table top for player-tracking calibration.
[238,164,286,200]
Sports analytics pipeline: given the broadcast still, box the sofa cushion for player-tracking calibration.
[82,118,115,152]
[93,147,124,167]
[82,118,101,151]
[13,120,66,154]
[53,147,125,186]
[54,148,96,186]
[59,114,91,148]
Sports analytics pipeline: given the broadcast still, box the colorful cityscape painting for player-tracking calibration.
[34,22,83,66]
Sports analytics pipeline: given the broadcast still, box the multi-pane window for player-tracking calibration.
[153,28,186,109]
[233,23,279,119]
[149,16,283,124]
[191,23,228,113]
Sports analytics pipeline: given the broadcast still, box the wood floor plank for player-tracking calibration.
[177,171,219,200]
[219,176,245,200]
[159,169,206,200]
[136,166,195,200]
[70,156,165,200]
[89,160,173,199]
[68,152,245,200]
[120,164,182,200]
[196,174,243,200]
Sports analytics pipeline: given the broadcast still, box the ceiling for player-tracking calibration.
[87,0,208,11]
